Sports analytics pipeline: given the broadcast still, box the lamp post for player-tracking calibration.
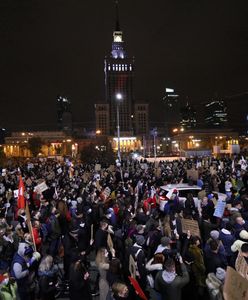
[116,93,122,162]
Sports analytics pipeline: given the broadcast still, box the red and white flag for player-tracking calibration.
[17,176,25,209]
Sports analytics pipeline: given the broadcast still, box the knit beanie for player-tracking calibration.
[210,230,220,240]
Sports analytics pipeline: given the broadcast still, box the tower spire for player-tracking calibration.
[115,0,120,31]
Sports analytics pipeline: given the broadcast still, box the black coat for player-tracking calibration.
[69,264,92,300]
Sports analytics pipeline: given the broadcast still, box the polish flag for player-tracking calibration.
[17,176,25,209]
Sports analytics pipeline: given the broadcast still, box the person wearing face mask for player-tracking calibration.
[0,272,17,300]
[155,256,189,300]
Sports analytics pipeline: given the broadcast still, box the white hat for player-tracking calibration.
[239,230,248,240]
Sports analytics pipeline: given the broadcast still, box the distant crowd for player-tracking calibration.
[0,155,248,300]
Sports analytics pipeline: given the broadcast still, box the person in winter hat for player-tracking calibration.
[206,267,226,300]
[0,272,17,300]
[11,242,40,300]
[155,256,189,300]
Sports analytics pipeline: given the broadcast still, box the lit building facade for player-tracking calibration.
[57,95,72,132]
[95,2,149,153]
[163,88,181,135]
[180,103,197,129]
[95,104,110,135]
[4,131,78,158]
[205,100,228,127]
[134,103,149,135]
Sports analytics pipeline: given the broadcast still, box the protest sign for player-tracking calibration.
[213,200,226,218]
[25,178,32,187]
[95,164,101,172]
[129,255,136,279]
[181,218,200,237]
[223,267,248,300]
[14,189,19,198]
[186,169,198,181]
[34,181,48,194]
[107,233,114,251]
[235,252,248,280]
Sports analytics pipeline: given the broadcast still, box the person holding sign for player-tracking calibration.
[154,256,189,300]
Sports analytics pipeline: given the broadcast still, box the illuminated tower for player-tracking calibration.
[104,0,135,135]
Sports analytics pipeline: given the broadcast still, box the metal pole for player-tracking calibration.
[117,103,121,162]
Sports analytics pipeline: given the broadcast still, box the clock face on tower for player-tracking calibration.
[114,34,122,42]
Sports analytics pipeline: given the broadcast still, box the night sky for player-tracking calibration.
[0,0,248,131]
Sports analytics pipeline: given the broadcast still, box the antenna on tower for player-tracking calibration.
[115,0,120,31]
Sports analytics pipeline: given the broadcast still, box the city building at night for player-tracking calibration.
[57,95,72,132]
[95,1,149,153]
[180,102,197,129]
[204,100,228,128]
[163,88,181,135]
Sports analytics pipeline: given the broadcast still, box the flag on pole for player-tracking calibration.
[17,176,25,209]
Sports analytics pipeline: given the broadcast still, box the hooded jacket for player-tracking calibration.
[155,263,189,300]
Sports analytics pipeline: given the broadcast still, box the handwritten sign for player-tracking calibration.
[235,252,248,280]
[213,200,226,218]
[34,181,48,194]
[181,218,200,237]
[223,267,248,300]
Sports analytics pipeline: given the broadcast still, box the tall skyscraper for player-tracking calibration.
[57,95,72,132]
[180,102,197,129]
[163,88,181,135]
[204,100,228,128]
[104,1,135,135]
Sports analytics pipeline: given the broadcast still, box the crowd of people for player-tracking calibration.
[0,155,248,300]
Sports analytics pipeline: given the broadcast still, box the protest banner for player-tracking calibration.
[181,218,200,237]
[213,200,226,218]
[34,181,48,194]
[223,266,248,300]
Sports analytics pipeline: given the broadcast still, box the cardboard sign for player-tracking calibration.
[107,233,113,250]
[235,252,248,280]
[129,255,136,279]
[34,181,48,194]
[25,178,32,187]
[213,200,226,218]
[187,169,199,181]
[95,164,101,172]
[223,267,248,300]
[181,218,200,237]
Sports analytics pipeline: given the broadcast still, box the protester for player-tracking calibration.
[0,155,247,300]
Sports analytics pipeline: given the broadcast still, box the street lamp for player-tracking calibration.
[116,93,123,162]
